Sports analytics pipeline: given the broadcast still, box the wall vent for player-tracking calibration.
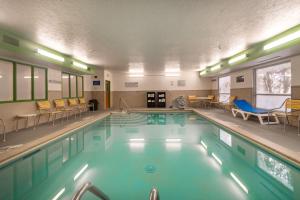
[177,80,186,87]
[2,35,19,47]
[125,82,138,87]
[256,56,281,64]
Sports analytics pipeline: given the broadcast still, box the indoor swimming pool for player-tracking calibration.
[0,112,299,200]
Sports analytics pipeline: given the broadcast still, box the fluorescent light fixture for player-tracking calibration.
[200,70,207,76]
[264,30,300,50]
[24,76,39,79]
[37,48,65,62]
[228,54,247,64]
[129,68,144,73]
[210,64,221,71]
[73,164,88,181]
[0,75,2,78]
[165,68,180,73]
[129,138,145,142]
[200,140,207,149]
[230,172,248,194]
[73,61,88,70]
[129,74,144,77]
[166,138,181,142]
[165,73,180,77]
[52,188,66,200]
[212,153,222,165]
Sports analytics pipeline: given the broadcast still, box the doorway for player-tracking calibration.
[105,80,111,109]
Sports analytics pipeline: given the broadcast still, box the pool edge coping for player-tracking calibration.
[0,112,110,166]
[192,109,300,168]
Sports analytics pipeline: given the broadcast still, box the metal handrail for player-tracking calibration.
[119,97,130,112]
[0,118,6,142]
[72,182,110,200]
[149,188,159,200]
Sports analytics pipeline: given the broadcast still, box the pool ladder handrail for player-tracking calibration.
[0,118,6,142]
[149,187,160,200]
[119,97,130,112]
[72,182,110,200]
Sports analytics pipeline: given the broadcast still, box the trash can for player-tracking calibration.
[89,99,99,111]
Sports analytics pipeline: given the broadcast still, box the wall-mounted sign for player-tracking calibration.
[93,80,101,86]
[236,76,245,83]
[125,82,138,87]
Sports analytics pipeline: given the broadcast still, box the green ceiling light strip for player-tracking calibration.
[210,64,221,71]
[0,28,95,74]
[200,24,300,77]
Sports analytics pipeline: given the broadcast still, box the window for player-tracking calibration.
[219,76,231,102]
[34,67,47,99]
[0,59,47,103]
[0,60,13,102]
[70,75,77,97]
[77,76,83,97]
[62,73,84,98]
[62,73,70,98]
[16,64,32,100]
[256,63,291,109]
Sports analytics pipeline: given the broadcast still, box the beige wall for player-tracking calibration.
[112,90,212,109]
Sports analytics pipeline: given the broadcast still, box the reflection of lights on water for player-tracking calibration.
[52,188,65,200]
[212,153,222,165]
[129,138,145,142]
[165,138,181,142]
[200,140,207,150]
[129,143,145,151]
[230,172,248,194]
[74,164,88,181]
[165,143,182,151]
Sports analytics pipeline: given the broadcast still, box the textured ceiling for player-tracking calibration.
[1,0,300,71]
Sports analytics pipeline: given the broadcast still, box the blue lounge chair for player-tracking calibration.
[232,99,279,125]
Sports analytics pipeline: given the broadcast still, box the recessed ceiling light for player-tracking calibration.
[129,74,144,77]
[165,73,180,77]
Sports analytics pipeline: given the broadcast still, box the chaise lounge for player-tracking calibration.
[232,99,279,125]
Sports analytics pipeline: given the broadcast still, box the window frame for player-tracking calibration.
[0,59,14,103]
[254,62,291,108]
[0,58,48,103]
[61,72,84,99]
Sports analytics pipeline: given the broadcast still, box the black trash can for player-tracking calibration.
[89,99,99,111]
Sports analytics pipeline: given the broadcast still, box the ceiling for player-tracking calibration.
[1,0,300,72]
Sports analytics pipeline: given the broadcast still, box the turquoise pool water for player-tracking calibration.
[0,112,299,200]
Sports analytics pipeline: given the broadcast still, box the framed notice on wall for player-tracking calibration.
[236,76,245,83]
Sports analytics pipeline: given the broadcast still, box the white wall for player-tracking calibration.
[111,70,212,91]
[230,69,253,89]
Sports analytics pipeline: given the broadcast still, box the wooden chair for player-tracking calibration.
[274,98,300,135]
[220,96,237,111]
[68,98,81,118]
[78,98,90,113]
[36,101,64,126]
[53,99,74,120]
[187,95,199,107]
[209,96,220,108]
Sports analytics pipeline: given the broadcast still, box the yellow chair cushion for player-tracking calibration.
[37,101,51,110]
[286,99,300,110]
[54,99,65,108]
[79,98,86,104]
[68,99,78,106]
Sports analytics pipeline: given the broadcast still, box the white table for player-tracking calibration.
[15,114,38,131]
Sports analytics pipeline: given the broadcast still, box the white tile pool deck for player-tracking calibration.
[0,108,299,166]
